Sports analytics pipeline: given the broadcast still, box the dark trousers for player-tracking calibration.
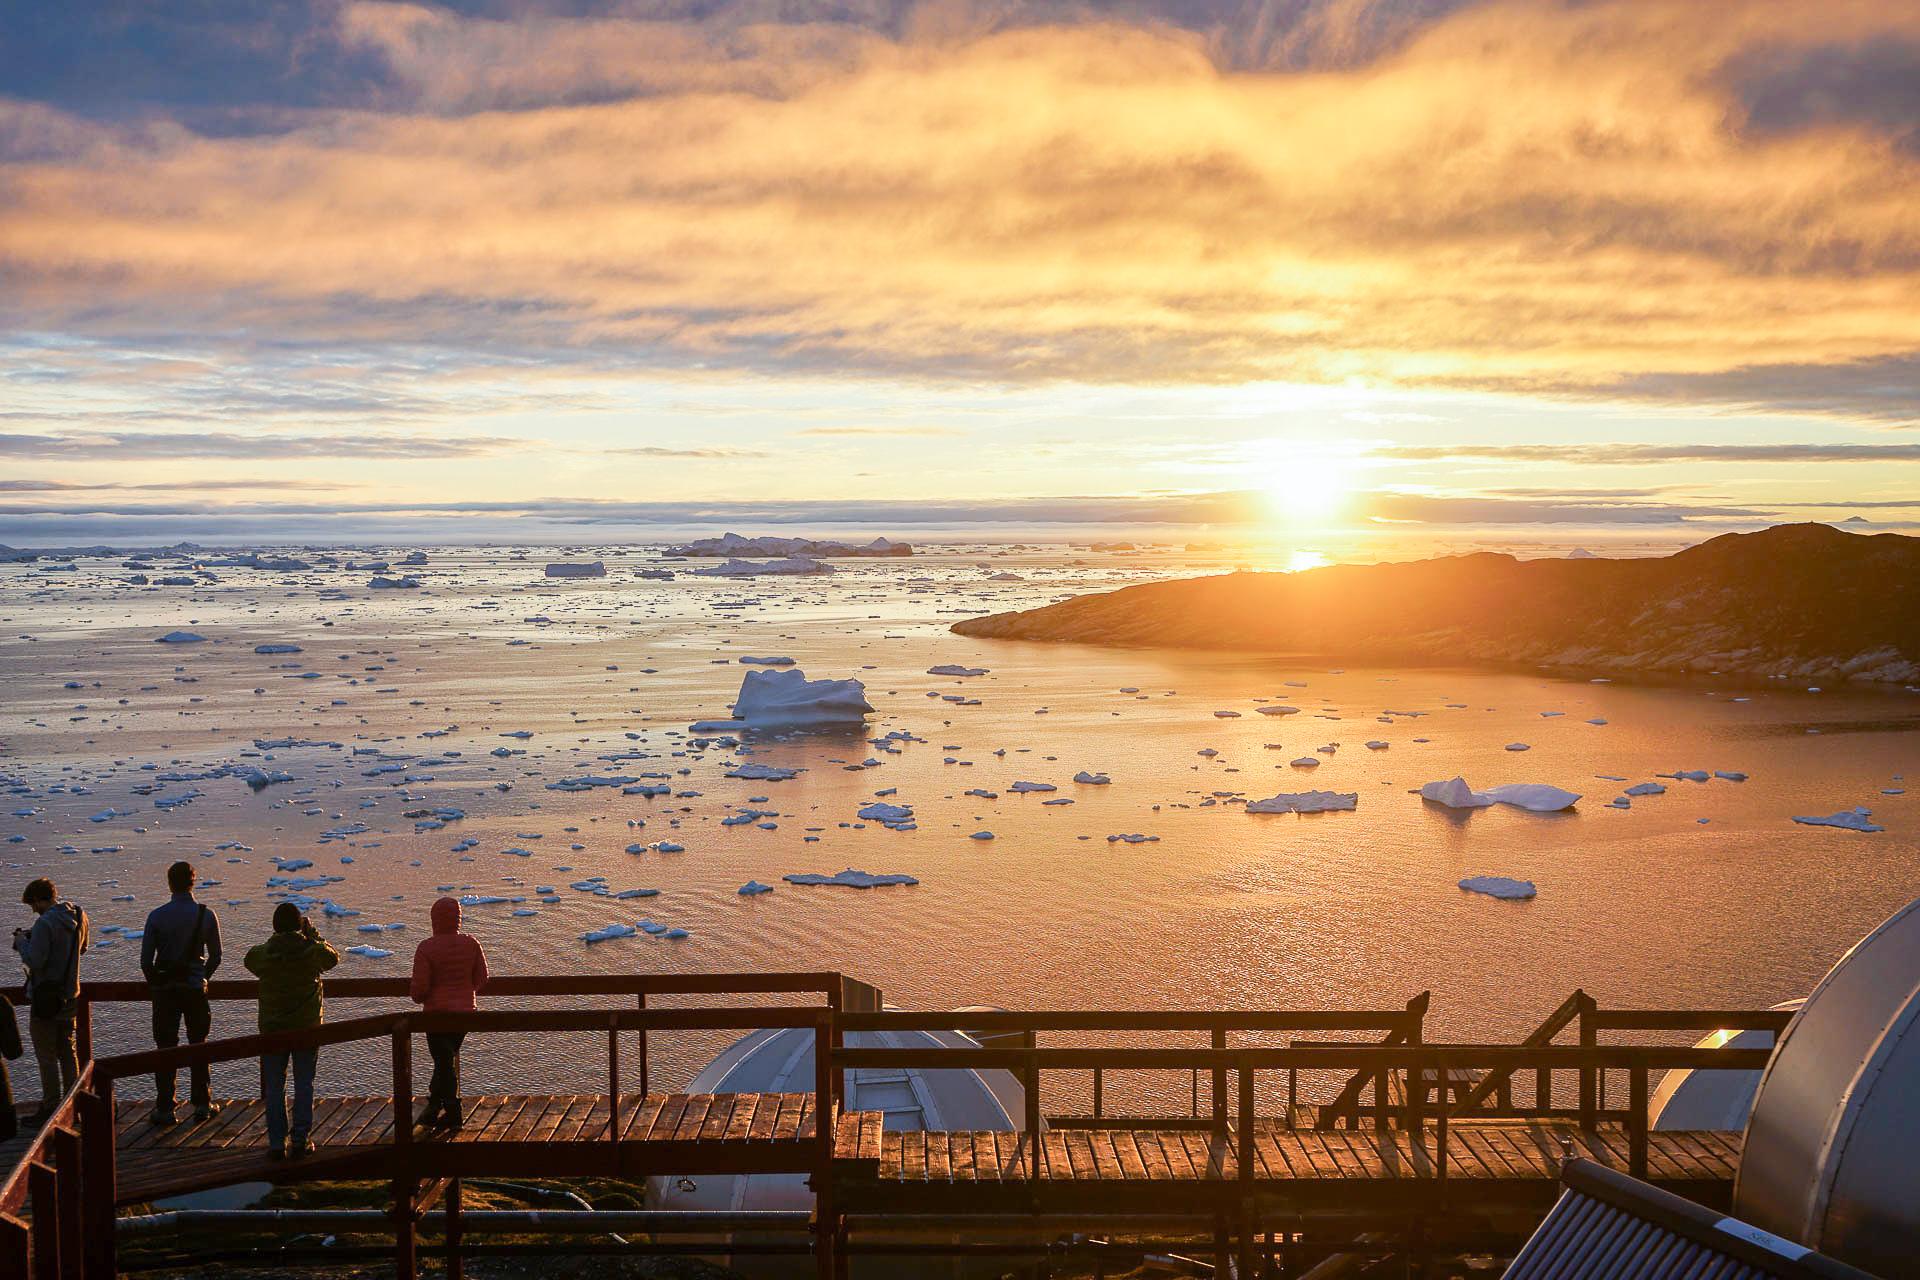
[29,1014,76,1108]
[426,1031,465,1107]
[261,1049,318,1147]
[151,986,213,1112]
[0,1056,13,1141]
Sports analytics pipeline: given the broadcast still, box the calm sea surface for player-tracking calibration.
[4,547,1916,1108]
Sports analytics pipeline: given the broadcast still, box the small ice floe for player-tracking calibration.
[1247,790,1357,814]
[1256,706,1301,717]
[545,561,606,578]
[1072,771,1111,785]
[1587,718,1608,726]
[691,557,832,577]
[1792,809,1883,833]
[1661,770,1711,782]
[728,762,801,781]
[344,945,394,959]
[1420,778,1580,812]
[1624,782,1666,796]
[738,880,774,895]
[1008,780,1056,793]
[1106,833,1159,843]
[856,801,914,825]
[1714,771,1748,782]
[254,643,302,654]
[1288,756,1320,768]
[582,922,637,943]
[1365,741,1388,750]
[1505,743,1530,752]
[1213,711,1242,718]
[368,576,421,589]
[156,630,206,644]
[783,869,919,888]
[740,656,795,665]
[1459,876,1537,900]
[969,831,995,840]
[356,922,405,933]
[927,665,988,677]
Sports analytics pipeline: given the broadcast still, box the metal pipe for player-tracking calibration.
[117,1208,813,1235]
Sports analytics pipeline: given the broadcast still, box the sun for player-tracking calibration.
[1260,453,1353,526]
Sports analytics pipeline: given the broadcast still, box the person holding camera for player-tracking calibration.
[13,877,89,1123]
[140,860,223,1125]
[243,903,339,1159]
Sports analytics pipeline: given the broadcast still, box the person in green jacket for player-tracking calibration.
[243,903,339,1159]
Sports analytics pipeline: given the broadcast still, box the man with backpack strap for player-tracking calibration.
[140,861,223,1125]
[13,877,88,1124]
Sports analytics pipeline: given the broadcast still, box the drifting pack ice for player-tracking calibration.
[667,532,911,558]
[1420,777,1580,812]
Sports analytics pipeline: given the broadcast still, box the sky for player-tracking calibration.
[2,0,1918,550]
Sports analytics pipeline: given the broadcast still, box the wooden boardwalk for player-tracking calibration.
[45,1091,1738,1213]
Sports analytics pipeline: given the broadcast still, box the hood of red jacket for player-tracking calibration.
[430,896,460,935]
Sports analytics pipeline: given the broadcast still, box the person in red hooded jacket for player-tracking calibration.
[409,896,488,1128]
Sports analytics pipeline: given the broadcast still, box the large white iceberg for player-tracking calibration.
[728,667,873,730]
[1420,777,1580,812]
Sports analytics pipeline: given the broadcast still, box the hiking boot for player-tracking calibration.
[443,1101,463,1130]
[289,1137,315,1159]
[267,1144,286,1162]
[193,1102,222,1123]
[147,1107,178,1127]
[416,1103,444,1130]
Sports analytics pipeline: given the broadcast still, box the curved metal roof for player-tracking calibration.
[1649,1002,1802,1133]
[1735,895,1920,1276]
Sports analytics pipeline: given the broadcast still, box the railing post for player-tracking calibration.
[829,983,845,1115]
[26,1162,55,1280]
[1210,1029,1227,1141]
[1237,1056,1256,1280]
[1092,1067,1103,1119]
[445,1177,464,1280]
[78,1081,116,1278]
[49,1128,81,1279]
[607,1017,621,1138]
[636,991,649,1095]
[812,1013,837,1280]
[0,1213,29,1280]
[74,998,92,1066]
[392,1020,412,1148]
[1433,1058,1449,1191]
[1629,1063,1649,1180]
[391,1018,416,1280]
[1577,993,1598,1130]
[1025,1049,1042,1182]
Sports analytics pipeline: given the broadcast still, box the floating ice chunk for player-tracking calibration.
[738,880,774,896]
[728,762,801,781]
[1072,771,1111,785]
[969,831,995,840]
[1624,782,1666,796]
[254,643,303,654]
[1792,809,1883,833]
[927,665,989,677]
[545,561,606,578]
[368,576,421,589]
[1459,876,1537,900]
[1365,741,1388,750]
[740,656,796,665]
[1008,780,1057,794]
[1714,771,1748,782]
[1288,757,1320,768]
[856,801,914,824]
[1505,743,1530,752]
[582,922,637,943]
[1247,790,1357,814]
[691,557,833,577]
[1256,706,1300,717]
[1420,777,1579,811]
[344,945,393,958]
[729,668,872,730]
[783,868,919,888]
[155,630,206,644]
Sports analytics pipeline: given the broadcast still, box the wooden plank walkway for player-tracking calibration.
[34,1090,1741,1216]
[101,1092,829,1205]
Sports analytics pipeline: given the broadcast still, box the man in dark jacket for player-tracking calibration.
[13,878,88,1123]
[140,861,223,1125]
[243,903,338,1158]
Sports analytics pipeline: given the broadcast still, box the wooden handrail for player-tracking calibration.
[17,971,848,1007]
[1447,988,1586,1118]
[837,1009,1419,1033]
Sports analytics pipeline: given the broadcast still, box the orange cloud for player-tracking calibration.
[2,0,1916,407]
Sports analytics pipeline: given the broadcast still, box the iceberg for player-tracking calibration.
[1460,876,1537,899]
[1420,777,1579,812]
[690,557,833,577]
[1072,771,1111,785]
[729,667,873,730]
[369,575,421,589]
[155,630,206,644]
[667,533,911,558]
[545,561,606,578]
[738,880,774,896]
[1792,808,1883,833]
[928,665,989,677]
[782,868,919,888]
[1247,790,1357,814]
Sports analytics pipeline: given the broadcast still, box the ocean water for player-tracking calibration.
[3,546,1916,1110]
